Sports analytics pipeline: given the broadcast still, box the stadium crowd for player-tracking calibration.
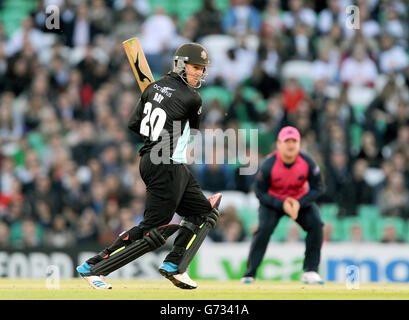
[0,0,409,248]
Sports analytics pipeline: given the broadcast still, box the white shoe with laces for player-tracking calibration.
[173,272,198,289]
[301,271,324,284]
[82,275,113,290]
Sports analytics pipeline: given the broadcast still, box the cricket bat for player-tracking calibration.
[122,37,155,93]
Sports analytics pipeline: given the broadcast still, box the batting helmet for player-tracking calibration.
[173,42,210,88]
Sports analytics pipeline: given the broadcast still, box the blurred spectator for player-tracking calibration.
[364,76,408,138]
[380,224,404,243]
[216,40,258,90]
[100,146,120,175]
[286,223,302,242]
[111,8,142,41]
[382,101,409,144]
[251,36,281,98]
[326,121,350,156]
[196,162,235,193]
[71,121,98,166]
[5,15,54,57]
[34,200,53,229]
[139,6,176,74]
[225,86,260,124]
[49,54,70,90]
[98,198,120,245]
[348,223,364,242]
[378,171,409,219]
[10,217,43,248]
[281,78,306,114]
[285,22,315,60]
[282,0,316,31]
[382,4,405,40]
[316,22,343,70]
[75,207,99,244]
[117,207,137,233]
[339,45,378,87]
[44,214,76,248]
[0,93,23,143]
[68,2,95,48]
[338,159,374,217]
[323,222,334,242]
[193,0,223,39]
[104,173,131,207]
[130,198,145,226]
[355,131,383,168]
[378,32,409,75]
[5,56,32,96]
[3,200,26,226]
[88,181,107,214]
[322,150,351,208]
[0,157,16,195]
[89,0,113,36]
[0,176,24,213]
[262,0,284,37]
[0,221,10,248]
[113,0,150,19]
[317,0,344,34]
[384,125,409,158]
[313,46,338,83]
[209,205,246,242]
[27,174,62,216]
[222,0,262,36]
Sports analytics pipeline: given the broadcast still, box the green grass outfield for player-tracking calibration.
[1,279,408,300]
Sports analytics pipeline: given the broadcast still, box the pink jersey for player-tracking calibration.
[255,150,323,210]
[267,150,309,200]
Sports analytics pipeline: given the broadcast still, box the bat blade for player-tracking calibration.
[122,37,155,93]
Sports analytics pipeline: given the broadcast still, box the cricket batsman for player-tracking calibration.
[77,43,222,290]
[241,126,325,284]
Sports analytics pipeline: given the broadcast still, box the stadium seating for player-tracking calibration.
[199,85,233,109]
[270,216,290,242]
[237,207,258,236]
[358,205,381,223]
[405,220,409,242]
[0,0,35,37]
[319,203,339,221]
[350,124,363,155]
[217,190,248,210]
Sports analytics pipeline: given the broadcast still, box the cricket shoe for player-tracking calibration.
[159,262,197,290]
[240,276,255,284]
[301,271,324,284]
[76,262,112,290]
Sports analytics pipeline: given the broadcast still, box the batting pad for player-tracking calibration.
[178,193,223,273]
[90,224,180,276]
